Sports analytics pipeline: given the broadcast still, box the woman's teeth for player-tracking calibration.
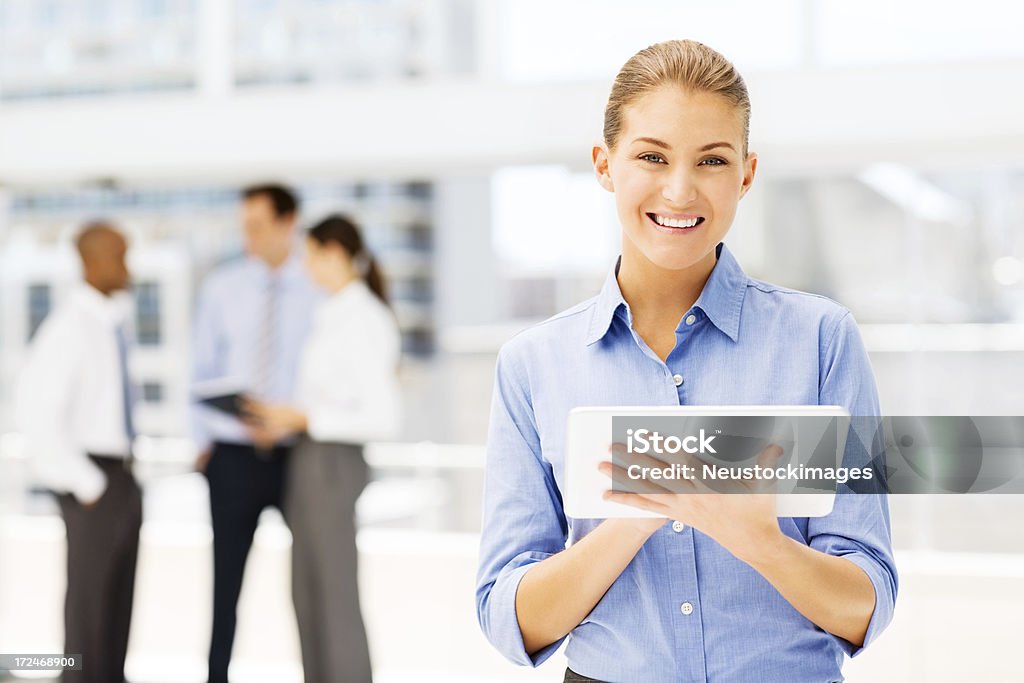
[650,213,702,228]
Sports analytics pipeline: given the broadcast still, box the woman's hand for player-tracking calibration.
[599,443,786,565]
[241,398,309,436]
[601,442,877,645]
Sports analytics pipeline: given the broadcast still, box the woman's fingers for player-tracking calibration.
[605,441,789,498]
[599,460,676,495]
[601,490,671,515]
[745,444,786,494]
[757,444,786,467]
[239,398,273,426]
[607,442,698,494]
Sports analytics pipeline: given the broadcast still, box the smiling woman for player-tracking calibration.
[598,88,753,282]
[476,39,897,683]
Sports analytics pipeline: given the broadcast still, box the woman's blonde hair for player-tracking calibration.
[603,39,751,155]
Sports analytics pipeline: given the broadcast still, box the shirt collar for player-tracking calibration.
[584,242,748,346]
[321,278,369,313]
[70,282,128,326]
[690,242,747,342]
[249,251,306,282]
[584,257,629,346]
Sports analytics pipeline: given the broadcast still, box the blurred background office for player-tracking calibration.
[1,0,1023,681]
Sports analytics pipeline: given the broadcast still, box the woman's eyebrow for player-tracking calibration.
[632,136,671,149]
[700,141,736,152]
[632,138,737,153]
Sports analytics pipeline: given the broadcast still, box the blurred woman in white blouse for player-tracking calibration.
[245,214,401,683]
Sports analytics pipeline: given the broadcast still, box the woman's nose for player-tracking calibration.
[661,168,698,206]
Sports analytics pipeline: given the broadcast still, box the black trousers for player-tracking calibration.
[202,441,289,683]
[57,455,142,683]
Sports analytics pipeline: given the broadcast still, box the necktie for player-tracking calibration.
[115,323,136,466]
[252,273,280,457]
[254,272,280,400]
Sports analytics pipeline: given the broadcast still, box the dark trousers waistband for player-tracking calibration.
[88,453,133,472]
[212,441,291,459]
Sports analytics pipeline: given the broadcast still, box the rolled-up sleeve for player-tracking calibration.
[811,310,898,655]
[475,341,569,667]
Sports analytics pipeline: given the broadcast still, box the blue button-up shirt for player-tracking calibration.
[191,255,321,449]
[476,243,897,683]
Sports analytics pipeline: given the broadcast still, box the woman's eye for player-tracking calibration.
[699,157,727,166]
[638,153,667,164]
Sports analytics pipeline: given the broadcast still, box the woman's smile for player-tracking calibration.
[646,212,706,234]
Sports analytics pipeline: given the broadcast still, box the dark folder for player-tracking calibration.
[198,392,248,418]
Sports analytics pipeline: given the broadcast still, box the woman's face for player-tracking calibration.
[594,86,757,273]
[304,237,350,290]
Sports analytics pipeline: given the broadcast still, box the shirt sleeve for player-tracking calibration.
[809,310,898,656]
[304,313,402,444]
[475,341,570,667]
[15,313,107,504]
[190,277,220,453]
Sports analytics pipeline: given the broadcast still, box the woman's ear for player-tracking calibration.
[592,144,615,193]
[739,152,758,199]
[328,243,354,269]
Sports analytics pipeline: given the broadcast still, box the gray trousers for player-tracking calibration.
[284,439,373,683]
[57,455,142,683]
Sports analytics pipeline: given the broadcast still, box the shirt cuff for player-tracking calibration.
[484,556,566,668]
[70,467,108,506]
[189,405,213,453]
[839,552,896,657]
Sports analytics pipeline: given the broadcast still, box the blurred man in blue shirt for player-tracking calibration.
[191,184,319,683]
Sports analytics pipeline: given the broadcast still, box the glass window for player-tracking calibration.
[34,0,60,28]
[141,381,164,403]
[26,283,51,342]
[0,0,197,101]
[134,281,162,346]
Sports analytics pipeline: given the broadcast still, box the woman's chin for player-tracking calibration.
[641,246,715,273]
[622,230,720,273]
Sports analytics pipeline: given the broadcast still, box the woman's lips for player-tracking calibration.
[646,212,705,234]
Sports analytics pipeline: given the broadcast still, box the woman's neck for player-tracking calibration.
[617,247,717,322]
[326,270,360,295]
[616,245,718,361]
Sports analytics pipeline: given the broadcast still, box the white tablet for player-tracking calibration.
[564,405,851,519]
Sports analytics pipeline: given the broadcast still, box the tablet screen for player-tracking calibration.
[564,406,851,519]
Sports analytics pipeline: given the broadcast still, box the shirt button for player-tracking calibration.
[680,602,694,615]
[672,374,684,387]
[672,520,686,533]
[685,314,697,326]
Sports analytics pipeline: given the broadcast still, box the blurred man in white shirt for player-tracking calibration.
[16,221,141,683]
